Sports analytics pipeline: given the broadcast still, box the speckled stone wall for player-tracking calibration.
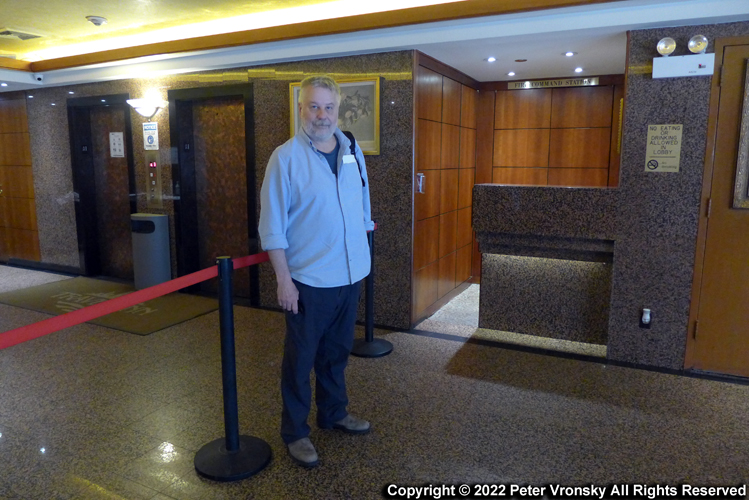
[608,21,749,369]
[480,254,612,345]
[24,51,414,330]
[473,21,749,369]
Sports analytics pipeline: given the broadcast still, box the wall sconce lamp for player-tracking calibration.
[652,34,713,78]
[126,98,167,121]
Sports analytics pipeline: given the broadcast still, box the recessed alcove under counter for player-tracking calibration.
[472,184,619,348]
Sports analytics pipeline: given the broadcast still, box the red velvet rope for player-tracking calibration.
[0,222,380,351]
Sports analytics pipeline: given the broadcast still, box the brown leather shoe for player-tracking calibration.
[287,437,318,468]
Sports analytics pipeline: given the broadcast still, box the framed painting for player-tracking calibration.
[289,77,381,155]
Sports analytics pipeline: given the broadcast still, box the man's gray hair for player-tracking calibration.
[299,75,341,105]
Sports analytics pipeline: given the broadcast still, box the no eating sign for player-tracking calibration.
[645,124,683,172]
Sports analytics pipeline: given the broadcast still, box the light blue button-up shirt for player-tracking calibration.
[259,127,374,288]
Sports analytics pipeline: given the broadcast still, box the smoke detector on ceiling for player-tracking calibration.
[86,16,108,27]
[0,28,42,41]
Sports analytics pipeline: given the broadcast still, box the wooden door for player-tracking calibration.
[691,44,749,377]
[0,97,39,262]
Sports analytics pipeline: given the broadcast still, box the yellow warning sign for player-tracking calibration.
[645,124,682,172]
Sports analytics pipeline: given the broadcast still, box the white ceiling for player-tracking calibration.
[1,0,749,92]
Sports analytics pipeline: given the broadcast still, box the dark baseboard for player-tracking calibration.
[6,258,82,277]
[407,328,749,387]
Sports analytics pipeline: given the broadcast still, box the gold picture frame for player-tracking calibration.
[289,78,381,155]
[733,62,749,209]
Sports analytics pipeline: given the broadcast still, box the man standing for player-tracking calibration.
[259,75,374,468]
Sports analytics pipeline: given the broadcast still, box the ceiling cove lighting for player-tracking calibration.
[23,0,461,62]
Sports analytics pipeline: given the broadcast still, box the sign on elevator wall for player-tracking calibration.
[109,132,124,158]
[645,124,683,172]
[143,122,159,151]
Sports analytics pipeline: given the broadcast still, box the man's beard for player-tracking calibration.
[303,120,335,143]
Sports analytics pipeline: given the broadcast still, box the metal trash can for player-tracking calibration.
[131,213,171,290]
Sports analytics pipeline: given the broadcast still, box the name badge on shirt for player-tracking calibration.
[342,154,356,164]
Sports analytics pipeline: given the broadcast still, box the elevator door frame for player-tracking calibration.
[167,84,258,304]
[67,94,136,276]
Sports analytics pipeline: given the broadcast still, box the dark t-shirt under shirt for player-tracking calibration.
[320,141,340,176]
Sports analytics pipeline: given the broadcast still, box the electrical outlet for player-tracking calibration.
[639,308,652,329]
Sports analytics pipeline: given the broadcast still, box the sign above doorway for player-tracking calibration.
[508,77,599,90]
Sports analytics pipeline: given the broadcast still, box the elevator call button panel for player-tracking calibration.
[145,150,163,209]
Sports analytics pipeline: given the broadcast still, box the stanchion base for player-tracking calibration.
[194,435,272,482]
[351,338,393,358]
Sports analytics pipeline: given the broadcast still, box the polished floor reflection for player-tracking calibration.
[1,265,748,499]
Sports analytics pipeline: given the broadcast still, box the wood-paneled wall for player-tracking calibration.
[413,61,477,323]
[0,95,40,262]
[491,85,622,187]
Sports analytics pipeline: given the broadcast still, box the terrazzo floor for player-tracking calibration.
[1,266,748,499]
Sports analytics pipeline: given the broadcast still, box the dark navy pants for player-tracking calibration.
[281,279,362,444]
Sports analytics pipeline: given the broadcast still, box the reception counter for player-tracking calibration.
[472,184,619,346]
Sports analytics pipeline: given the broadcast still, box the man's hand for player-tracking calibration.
[277,277,299,314]
[267,248,299,314]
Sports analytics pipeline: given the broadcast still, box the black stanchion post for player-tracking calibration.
[352,224,393,358]
[194,256,272,482]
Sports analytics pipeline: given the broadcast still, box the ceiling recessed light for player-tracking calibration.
[51,103,56,106]
[514,59,527,63]
[508,72,515,76]
[28,95,33,99]
[565,52,577,57]
[68,91,74,94]
[101,99,106,102]
[487,57,496,63]
[575,67,584,73]
[0,83,7,87]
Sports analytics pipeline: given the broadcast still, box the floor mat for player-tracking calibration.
[0,277,218,335]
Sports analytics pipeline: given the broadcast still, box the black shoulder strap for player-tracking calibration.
[342,130,365,187]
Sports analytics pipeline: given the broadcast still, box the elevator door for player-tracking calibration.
[68,96,136,278]
[169,84,257,302]
[90,106,133,280]
[193,97,249,296]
